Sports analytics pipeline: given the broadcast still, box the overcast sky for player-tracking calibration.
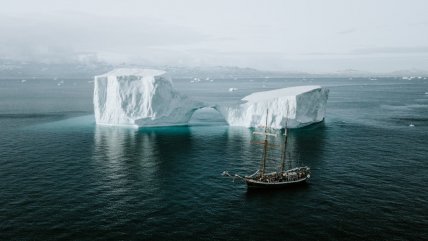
[1,0,428,72]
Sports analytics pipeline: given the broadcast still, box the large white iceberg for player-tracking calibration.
[93,68,204,127]
[94,69,328,129]
[216,85,329,129]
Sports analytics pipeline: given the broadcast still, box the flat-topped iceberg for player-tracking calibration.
[93,68,204,127]
[94,69,328,129]
[216,85,329,129]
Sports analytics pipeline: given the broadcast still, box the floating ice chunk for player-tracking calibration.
[216,85,329,129]
[21,79,27,83]
[228,87,238,92]
[94,68,205,127]
[409,123,415,127]
[403,76,417,80]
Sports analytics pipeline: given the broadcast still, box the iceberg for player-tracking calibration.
[216,85,329,129]
[93,68,204,127]
[93,69,328,129]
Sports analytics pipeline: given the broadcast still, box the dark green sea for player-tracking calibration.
[0,77,427,240]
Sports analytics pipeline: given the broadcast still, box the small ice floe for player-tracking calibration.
[424,92,428,95]
[21,79,27,83]
[205,77,210,81]
[228,87,238,92]
[57,80,64,86]
[210,79,214,82]
[190,77,200,83]
[369,78,377,81]
[409,123,415,127]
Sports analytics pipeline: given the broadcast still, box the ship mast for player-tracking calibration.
[260,109,269,177]
[280,104,290,172]
[253,109,277,177]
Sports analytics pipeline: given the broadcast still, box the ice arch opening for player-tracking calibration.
[188,107,228,126]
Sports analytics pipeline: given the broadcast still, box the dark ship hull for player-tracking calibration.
[244,168,310,189]
[245,176,309,189]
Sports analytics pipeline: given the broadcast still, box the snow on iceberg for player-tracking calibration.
[216,85,329,129]
[94,68,204,127]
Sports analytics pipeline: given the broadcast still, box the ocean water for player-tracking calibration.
[0,77,427,240]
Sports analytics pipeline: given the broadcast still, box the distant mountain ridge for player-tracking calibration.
[0,59,426,79]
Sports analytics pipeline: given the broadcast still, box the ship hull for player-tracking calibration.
[245,176,309,189]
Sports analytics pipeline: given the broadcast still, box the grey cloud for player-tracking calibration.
[302,46,428,57]
[301,52,342,56]
[0,12,210,62]
[337,28,357,34]
[351,46,428,55]
[408,21,428,26]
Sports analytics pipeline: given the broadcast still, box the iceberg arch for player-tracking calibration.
[93,68,329,129]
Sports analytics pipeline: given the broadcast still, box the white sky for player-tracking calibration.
[1,0,428,72]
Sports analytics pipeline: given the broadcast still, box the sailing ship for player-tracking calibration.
[223,109,311,189]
